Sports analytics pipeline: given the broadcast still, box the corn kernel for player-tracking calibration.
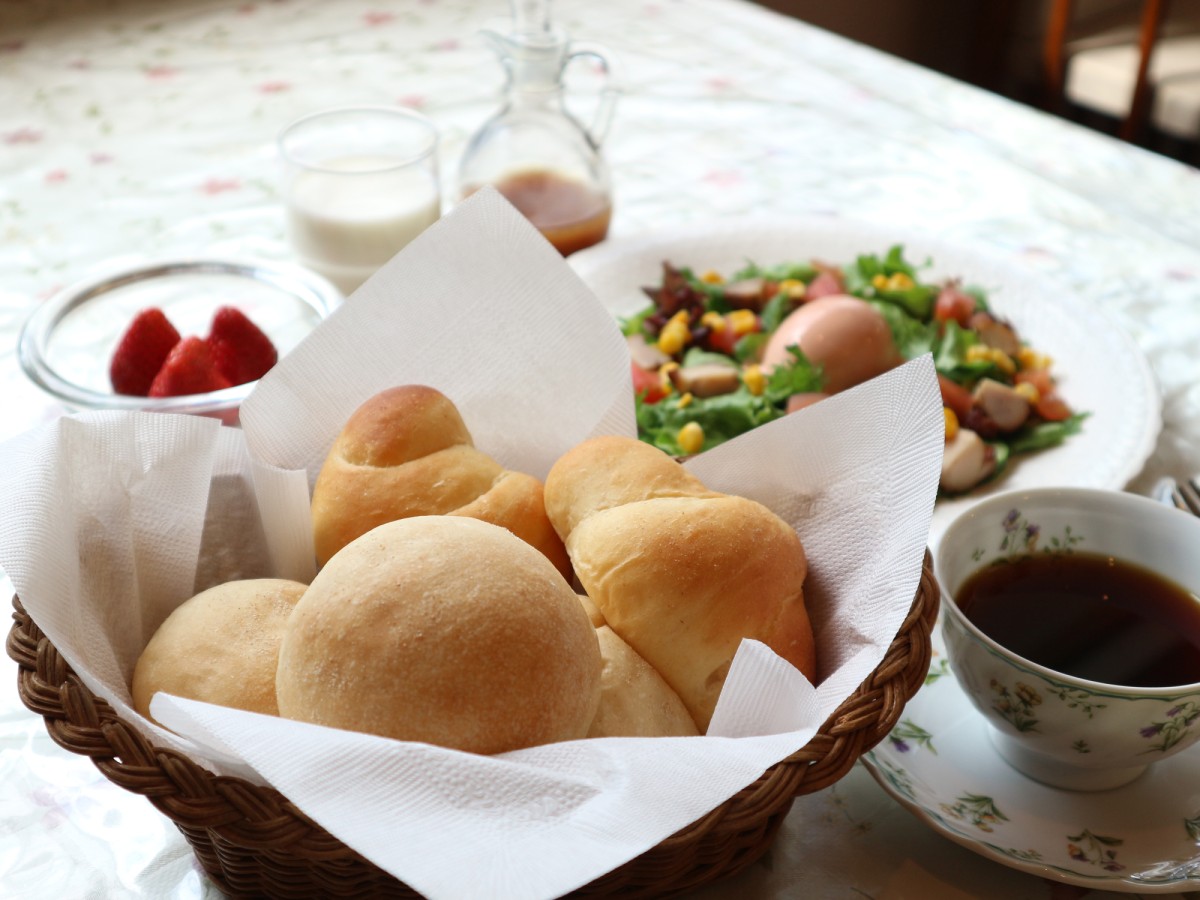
[944,407,959,442]
[1014,381,1040,405]
[778,278,806,300]
[885,272,915,292]
[989,347,1016,375]
[727,308,758,335]
[1017,347,1053,370]
[871,273,888,290]
[965,345,991,364]
[657,311,692,355]
[700,311,726,331]
[700,270,725,285]
[743,364,766,396]
[658,361,679,392]
[677,391,694,409]
[678,421,704,455]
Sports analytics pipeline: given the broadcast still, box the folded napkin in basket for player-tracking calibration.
[0,190,942,900]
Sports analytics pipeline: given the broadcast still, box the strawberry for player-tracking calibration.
[207,306,278,386]
[148,336,233,397]
[109,307,182,396]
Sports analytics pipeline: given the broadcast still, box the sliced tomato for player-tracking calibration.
[933,286,977,328]
[1036,392,1072,422]
[706,322,740,356]
[938,373,973,419]
[705,314,759,356]
[631,362,667,404]
[1015,368,1054,396]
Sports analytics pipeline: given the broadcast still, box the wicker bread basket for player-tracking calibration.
[8,550,938,899]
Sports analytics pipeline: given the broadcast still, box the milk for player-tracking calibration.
[286,155,441,294]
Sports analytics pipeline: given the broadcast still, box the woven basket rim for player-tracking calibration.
[7,550,939,898]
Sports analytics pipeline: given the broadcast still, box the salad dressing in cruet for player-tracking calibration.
[457,0,617,255]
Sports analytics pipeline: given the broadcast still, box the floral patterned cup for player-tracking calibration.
[936,487,1200,791]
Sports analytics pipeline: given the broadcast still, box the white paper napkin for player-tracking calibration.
[0,190,943,900]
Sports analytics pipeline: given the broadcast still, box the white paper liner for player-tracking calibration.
[0,189,942,900]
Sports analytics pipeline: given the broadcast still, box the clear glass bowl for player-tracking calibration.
[17,258,342,423]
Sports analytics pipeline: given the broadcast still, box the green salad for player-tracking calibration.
[623,246,1086,494]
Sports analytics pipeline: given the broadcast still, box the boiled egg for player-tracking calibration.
[762,294,901,394]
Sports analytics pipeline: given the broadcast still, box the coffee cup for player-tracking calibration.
[936,487,1200,791]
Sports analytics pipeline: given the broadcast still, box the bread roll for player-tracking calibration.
[578,593,606,628]
[131,578,307,723]
[276,516,601,755]
[545,436,814,732]
[588,626,699,738]
[543,434,722,541]
[310,385,570,579]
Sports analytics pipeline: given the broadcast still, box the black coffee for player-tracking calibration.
[955,551,1200,688]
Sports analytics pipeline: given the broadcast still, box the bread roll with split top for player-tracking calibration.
[545,435,815,732]
[131,578,307,724]
[276,516,601,754]
[310,384,570,578]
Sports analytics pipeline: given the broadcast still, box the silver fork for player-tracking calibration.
[1154,476,1200,516]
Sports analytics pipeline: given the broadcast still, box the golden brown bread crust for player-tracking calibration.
[131,578,307,724]
[588,626,700,738]
[577,593,606,628]
[449,469,571,580]
[311,385,570,578]
[336,383,473,467]
[276,516,601,755]
[546,435,815,732]
[543,434,721,542]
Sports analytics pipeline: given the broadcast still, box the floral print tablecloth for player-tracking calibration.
[3,0,1200,898]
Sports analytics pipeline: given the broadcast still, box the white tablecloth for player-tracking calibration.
[3,1,1200,897]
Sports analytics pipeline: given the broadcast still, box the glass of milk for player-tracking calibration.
[279,106,441,295]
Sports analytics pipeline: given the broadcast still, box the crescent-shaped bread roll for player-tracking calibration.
[311,385,570,579]
[543,433,721,541]
[588,626,699,738]
[276,516,601,755]
[545,435,814,732]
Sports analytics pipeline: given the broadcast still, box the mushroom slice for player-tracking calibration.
[972,378,1031,432]
[969,312,1021,357]
[941,428,997,494]
[627,333,672,371]
[669,363,741,398]
[722,278,769,311]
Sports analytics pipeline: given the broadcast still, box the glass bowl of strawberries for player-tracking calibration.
[18,258,341,424]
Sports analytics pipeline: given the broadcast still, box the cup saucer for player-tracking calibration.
[861,619,1200,892]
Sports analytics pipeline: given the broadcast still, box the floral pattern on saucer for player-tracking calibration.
[862,628,1200,892]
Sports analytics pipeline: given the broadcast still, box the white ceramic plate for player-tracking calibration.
[570,218,1161,545]
[861,621,1200,891]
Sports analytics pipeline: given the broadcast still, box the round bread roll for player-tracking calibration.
[276,516,601,755]
[131,578,307,724]
[310,385,571,579]
[588,626,699,738]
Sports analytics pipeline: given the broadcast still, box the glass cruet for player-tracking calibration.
[456,0,618,256]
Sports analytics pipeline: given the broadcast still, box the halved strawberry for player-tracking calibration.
[207,306,278,386]
[148,336,233,397]
[109,307,182,396]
